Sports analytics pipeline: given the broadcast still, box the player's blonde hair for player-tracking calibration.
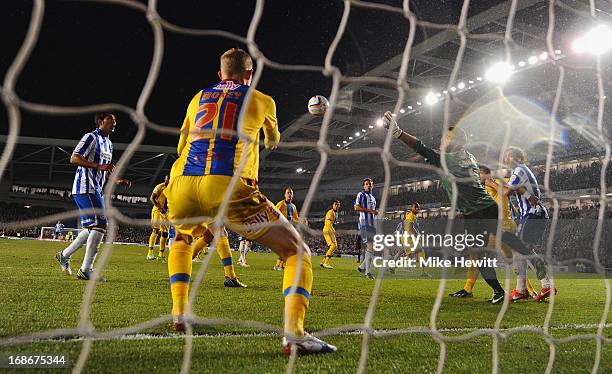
[220,48,253,78]
[505,146,528,164]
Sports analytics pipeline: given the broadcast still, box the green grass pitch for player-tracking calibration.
[0,238,609,373]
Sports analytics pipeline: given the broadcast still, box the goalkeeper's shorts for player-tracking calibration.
[73,191,107,228]
[150,208,169,232]
[165,175,285,240]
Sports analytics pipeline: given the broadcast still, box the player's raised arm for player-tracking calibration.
[382,111,441,167]
[262,98,280,150]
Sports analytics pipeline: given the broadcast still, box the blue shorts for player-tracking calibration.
[359,225,376,244]
[73,192,107,227]
[168,226,176,238]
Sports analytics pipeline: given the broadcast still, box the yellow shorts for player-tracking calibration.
[150,208,169,232]
[323,232,336,246]
[165,175,285,240]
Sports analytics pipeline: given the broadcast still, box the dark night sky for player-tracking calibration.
[0,1,502,147]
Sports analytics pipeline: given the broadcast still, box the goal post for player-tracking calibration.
[39,226,81,241]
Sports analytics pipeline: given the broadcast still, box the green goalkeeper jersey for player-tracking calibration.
[413,139,496,215]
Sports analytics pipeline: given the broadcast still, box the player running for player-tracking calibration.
[320,200,340,269]
[355,178,378,280]
[148,175,170,261]
[275,187,300,270]
[164,48,335,354]
[382,111,545,304]
[54,221,64,240]
[55,113,131,280]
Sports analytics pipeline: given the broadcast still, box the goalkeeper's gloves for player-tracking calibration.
[382,111,403,139]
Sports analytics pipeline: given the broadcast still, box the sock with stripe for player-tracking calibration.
[168,240,193,317]
[149,232,158,251]
[463,265,479,293]
[159,234,167,257]
[216,236,236,279]
[282,253,313,338]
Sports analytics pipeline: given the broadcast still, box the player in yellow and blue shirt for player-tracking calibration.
[148,176,169,261]
[274,187,300,270]
[164,48,335,354]
[320,200,340,269]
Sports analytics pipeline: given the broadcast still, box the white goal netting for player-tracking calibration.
[0,1,610,374]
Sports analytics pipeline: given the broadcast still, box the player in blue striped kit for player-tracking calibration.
[55,113,131,280]
[355,178,379,279]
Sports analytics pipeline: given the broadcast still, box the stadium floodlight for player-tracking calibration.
[539,51,548,60]
[450,86,456,91]
[457,82,465,89]
[468,80,474,84]
[555,49,562,54]
[407,105,412,109]
[528,55,538,64]
[296,168,303,173]
[399,108,405,114]
[376,118,384,127]
[416,101,422,106]
[368,125,374,128]
[361,129,366,132]
[518,60,526,67]
[572,24,612,55]
[436,92,442,97]
[476,76,482,81]
[442,90,448,94]
[424,92,438,105]
[355,132,361,136]
[484,62,513,84]
[349,136,353,140]
[336,144,341,147]
[342,140,347,144]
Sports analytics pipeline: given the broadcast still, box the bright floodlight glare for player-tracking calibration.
[468,80,474,84]
[450,87,456,91]
[457,82,465,89]
[572,24,612,55]
[368,125,374,128]
[355,132,360,136]
[424,92,438,105]
[518,60,526,67]
[442,90,448,94]
[484,62,513,83]
[348,136,353,140]
[296,168,303,173]
[399,108,405,113]
[376,118,384,127]
[476,76,482,81]
[539,51,548,60]
[361,129,366,132]
[554,49,561,54]
[407,105,412,109]
[342,140,347,144]
[336,144,341,147]
[416,101,422,106]
[528,55,538,64]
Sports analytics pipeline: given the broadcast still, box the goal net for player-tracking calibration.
[0,1,609,373]
[39,226,81,241]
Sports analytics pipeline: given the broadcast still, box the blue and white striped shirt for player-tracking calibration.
[72,128,113,195]
[507,164,548,222]
[355,191,376,229]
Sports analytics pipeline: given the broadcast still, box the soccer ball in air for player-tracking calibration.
[308,95,329,116]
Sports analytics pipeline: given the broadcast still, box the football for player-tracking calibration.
[308,95,329,116]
